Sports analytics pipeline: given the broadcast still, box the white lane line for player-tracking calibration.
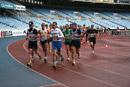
[81,45,130,69]
[36,41,120,87]
[7,40,68,87]
[61,47,130,78]
[82,44,130,59]
[39,83,61,87]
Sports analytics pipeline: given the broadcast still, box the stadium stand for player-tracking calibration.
[0,0,14,4]
[0,15,28,30]
[0,0,130,32]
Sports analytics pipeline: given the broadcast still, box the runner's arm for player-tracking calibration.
[26,31,29,40]
[57,29,64,38]
[30,29,39,38]
[87,30,90,39]
[73,29,82,37]
[38,30,41,40]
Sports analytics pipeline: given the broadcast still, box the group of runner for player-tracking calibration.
[26,21,98,69]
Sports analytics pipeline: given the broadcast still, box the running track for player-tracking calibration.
[1,35,130,87]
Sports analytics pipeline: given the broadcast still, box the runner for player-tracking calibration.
[85,26,90,43]
[48,24,52,53]
[50,22,64,69]
[82,24,87,43]
[63,24,72,61]
[45,24,48,30]
[26,21,42,67]
[82,24,87,35]
[39,23,49,62]
[79,25,84,44]
[71,23,82,66]
[87,25,98,54]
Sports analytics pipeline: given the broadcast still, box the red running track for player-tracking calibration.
[8,35,130,87]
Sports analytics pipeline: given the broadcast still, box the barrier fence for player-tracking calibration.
[111,30,130,36]
[0,30,130,38]
[0,29,26,38]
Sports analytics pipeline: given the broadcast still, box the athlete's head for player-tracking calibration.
[65,24,69,30]
[52,22,57,29]
[53,22,57,25]
[29,21,34,29]
[45,24,48,29]
[60,26,63,29]
[70,24,73,29]
[49,24,52,29]
[79,25,82,29]
[53,22,58,28]
[72,22,77,30]
[91,25,94,30]
[41,23,45,30]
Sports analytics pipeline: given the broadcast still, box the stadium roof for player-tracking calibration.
[72,0,130,5]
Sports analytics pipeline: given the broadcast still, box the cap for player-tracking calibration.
[29,21,33,25]
[72,22,77,26]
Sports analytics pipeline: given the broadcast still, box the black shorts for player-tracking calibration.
[71,40,81,49]
[89,38,96,44]
[86,33,88,37]
[47,38,52,43]
[83,33,85,37]
[28,41,37,49]
[40,40,48,45]
[65,42,72,47]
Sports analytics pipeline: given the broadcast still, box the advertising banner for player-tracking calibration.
[0,30,26,38]
[0,3,26,11]
[12,29,26,36]
[0,3,14,9]
[0,31,2,38]
[14,5,26,11]
[3,31,12,37]
[85,0,114,3]
[100,0,113,3]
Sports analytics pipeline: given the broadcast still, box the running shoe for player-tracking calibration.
[32,56,34,61]
[61,55,64,62]
[92,50,94,54]
[39,54,42,60]
[27,62,32,67]
[72,62,76,66]
[78,53,81,59]
[81,42,83,44]
[53,63,56,70]
[44,57,47,63]
[49,49,52,53]
[56,59,60,64]
[67,58,70,61]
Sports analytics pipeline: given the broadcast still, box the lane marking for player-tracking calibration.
[35,41,120,87]
[39,83,61,87]
[7,40,68,87]
[81,45,130,69]
[60,45,130,78]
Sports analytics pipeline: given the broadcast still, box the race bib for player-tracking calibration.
[41,34,47,41]
[29,35,33,40]
[52,33,57,41]
[72,34,77,39]
[65,34,70,39]
[90,34,95,37]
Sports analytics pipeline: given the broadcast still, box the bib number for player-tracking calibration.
[72,34,77,39]
[52,33,57,41]
[65,34,70,39]
[90,34,95,37]
[41,34,46,40]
